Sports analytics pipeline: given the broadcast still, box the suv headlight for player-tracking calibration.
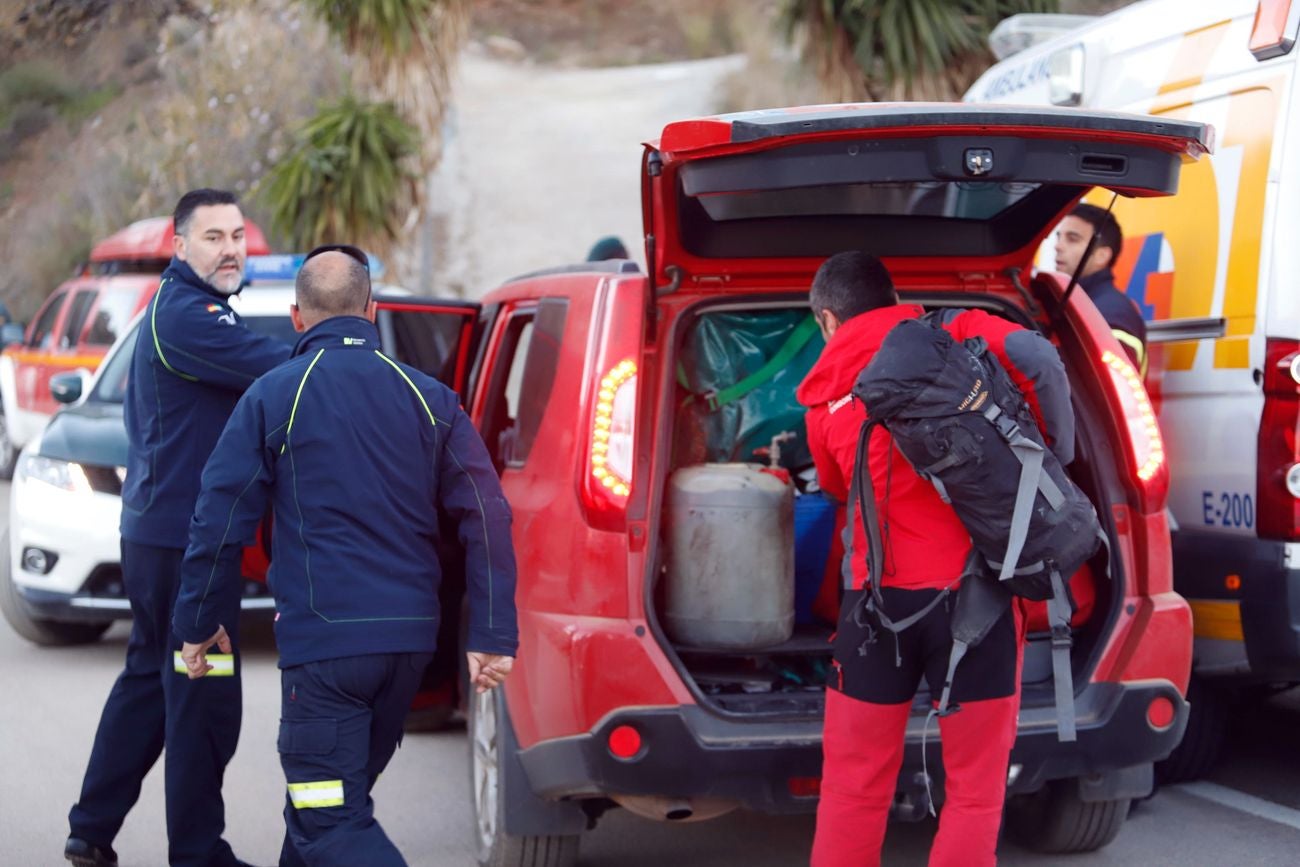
[19,454,92,494]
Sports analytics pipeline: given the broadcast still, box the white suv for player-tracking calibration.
[0,283,297,644]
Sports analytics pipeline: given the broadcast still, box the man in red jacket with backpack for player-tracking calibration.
[798,252,1074,867]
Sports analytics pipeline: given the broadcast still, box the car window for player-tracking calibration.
[59,290,97,349]
[89,323,139,404]
[691,179,1041,222]
[480,313,534,472]
[242,313,299,347]
[85,287,142,347]
[511,299,567,465]
[376,308,472,388]
[478,300,567,471]
[27,290,68,350]
[89,313,294,405]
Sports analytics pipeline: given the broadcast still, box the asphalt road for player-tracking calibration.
[4,479,1300,866]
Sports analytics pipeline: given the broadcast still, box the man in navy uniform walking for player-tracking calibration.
[66,189,290,867]
[173,246,518,866]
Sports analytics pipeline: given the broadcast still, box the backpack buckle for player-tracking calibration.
[1050,623,1073,649]
[702,389,720,411]
[982,404,1022,441]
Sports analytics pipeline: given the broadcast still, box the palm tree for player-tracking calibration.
[300,0,468,176]
[782,0,1059,102]
[264,0,468,254]
[263,95,420,254]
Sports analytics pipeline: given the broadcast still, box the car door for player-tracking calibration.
[241,295,483,586]
[373,294,482,397]
[372,293,486,705]
[644,104,1213,293]
[16,287,73,418]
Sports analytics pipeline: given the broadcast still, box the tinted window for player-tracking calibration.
[481,314,533,472]
[480,299,568,470]
[512,299,567,464]
[89,324,139,404]
[85,288,141,347]
[242,313,298,347]
[377,308,473,388]
[694,180,1040,222]
[27,290,68,350]
[60,290,97,348]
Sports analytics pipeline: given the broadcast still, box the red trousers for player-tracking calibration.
[811,596,1026,867]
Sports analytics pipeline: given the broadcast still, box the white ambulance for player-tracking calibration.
[966,0,1300,781]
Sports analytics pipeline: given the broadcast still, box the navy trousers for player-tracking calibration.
[277,652,433,867]
[69,541,243,867]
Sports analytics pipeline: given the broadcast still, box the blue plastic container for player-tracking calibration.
[793,491,837,625]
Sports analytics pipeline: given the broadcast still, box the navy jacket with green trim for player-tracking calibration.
[172,316,519,667]
[121,258,291,547]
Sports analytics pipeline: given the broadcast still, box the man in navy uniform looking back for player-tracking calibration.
[67,189,290,867]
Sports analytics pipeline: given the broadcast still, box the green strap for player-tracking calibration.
[684,314,820,410]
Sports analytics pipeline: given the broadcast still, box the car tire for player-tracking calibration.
[0,407,18,480]
[0,530,111,646]
[1007,779,1131,854]
[1155,675,1229,783]
[468,686,580,867]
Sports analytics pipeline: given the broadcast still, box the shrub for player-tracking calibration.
[262,95,420,254]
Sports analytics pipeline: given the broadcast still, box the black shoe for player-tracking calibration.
[64,836,118,867]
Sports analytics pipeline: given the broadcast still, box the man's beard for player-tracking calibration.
[203,261,244,296]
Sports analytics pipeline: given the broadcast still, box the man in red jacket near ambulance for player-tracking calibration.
[797,252,1075,867]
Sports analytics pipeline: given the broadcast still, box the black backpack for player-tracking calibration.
[847,314,1104,742]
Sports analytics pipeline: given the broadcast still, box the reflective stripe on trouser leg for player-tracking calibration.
[288,780,345,809]
[173,651,235,676]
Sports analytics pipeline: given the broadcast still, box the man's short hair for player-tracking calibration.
[173,188,239,238]
[295,252,371,316]
[1069,203,1123,263]
[810,251,898,322]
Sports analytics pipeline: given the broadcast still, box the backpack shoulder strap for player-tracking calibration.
[852,418,887,615]
[845,417,953,641]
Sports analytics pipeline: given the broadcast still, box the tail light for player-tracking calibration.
[591,360,637,498]
[1257,338,1300,541]
[1101,349,1169,511]
[579,278,645,531]
[1250,0,1298,60]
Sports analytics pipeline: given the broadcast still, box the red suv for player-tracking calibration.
[424,105,1209,866]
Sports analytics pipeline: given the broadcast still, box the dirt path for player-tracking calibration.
[422,49,745,297]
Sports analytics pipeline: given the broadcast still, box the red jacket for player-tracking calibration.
[797,304,1066,592]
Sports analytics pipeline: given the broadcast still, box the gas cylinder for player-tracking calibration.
[663,463,794,649]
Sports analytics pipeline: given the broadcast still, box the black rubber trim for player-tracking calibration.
[722,105,1211,153]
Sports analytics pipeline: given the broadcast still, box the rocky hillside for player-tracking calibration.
[0,0,744,318]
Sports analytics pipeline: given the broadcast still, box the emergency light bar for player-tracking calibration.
[245,253,385,282]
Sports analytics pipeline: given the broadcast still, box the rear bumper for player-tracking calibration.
[517,679,1185,815]
[1174,531,1300,683]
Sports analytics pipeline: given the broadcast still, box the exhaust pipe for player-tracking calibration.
[610,794,737,823]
